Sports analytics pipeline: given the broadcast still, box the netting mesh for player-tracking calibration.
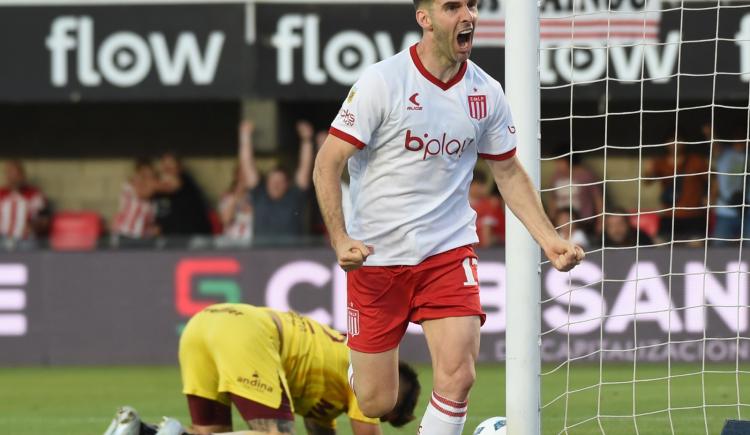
[536,1,750,433]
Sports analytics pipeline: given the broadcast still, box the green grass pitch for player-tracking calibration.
[0,363,747,434]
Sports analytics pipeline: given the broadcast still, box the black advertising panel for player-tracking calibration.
[253,2,505,100]
[1,248,749,365]
[0,3,247,102]
[0,1,748,102]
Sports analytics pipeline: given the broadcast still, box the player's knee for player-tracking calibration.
[356,389,399,418]
[434,362,476,398]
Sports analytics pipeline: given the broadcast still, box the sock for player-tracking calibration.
[417,391,468,435]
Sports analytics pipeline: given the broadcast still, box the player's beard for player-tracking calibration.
[433,24,465,66]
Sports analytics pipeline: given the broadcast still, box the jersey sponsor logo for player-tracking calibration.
[508,125,517,134]
[407,92,423,111]
[347,307,360,336]
[339,108,356,126]
[404,129,474,161]
[468,95,488,120]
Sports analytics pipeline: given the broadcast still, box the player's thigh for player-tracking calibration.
[185,394,232,434]
[350,347,400,399]
[411,246,484,371]
[346,266,412,353]
[422,316,481,376]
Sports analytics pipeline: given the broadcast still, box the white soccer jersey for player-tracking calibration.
[330,44,517,266]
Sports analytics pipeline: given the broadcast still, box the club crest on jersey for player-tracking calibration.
[468,95,487,120]
[347,307,360,336]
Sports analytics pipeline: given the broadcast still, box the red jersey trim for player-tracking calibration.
[409,44,467,91]
[329,127,366,150]
[479,148,516,161]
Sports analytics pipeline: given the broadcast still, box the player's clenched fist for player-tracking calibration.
[544,238,585,272]
[332,235,373,271]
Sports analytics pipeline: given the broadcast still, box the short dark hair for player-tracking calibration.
[413,0,431,9]
[387,362,421,428]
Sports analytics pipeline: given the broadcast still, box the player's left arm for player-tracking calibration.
[295,120,315,190]
[486,156,584,272]
[303,418,337,435]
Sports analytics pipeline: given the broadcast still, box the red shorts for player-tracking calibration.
[346,245,486,353]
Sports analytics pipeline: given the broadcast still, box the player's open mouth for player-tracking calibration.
[457,28,473,51]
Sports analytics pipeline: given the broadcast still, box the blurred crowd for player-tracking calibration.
[1,120,748,251]
[549,122,750,250]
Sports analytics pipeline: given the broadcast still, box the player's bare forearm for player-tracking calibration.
[487,156,584,271]
[314,135,373,270]
[313,136,356,244]
[486,156,558,250]
[304,419,336,435]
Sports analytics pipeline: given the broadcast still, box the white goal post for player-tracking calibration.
[504,1,541,435]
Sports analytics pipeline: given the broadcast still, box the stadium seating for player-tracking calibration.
[49,211,102,251]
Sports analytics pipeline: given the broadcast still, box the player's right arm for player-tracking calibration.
[487,156,584,272]
[313,135,371,271]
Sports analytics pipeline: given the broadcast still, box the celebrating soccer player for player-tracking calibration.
[313,0,585,434]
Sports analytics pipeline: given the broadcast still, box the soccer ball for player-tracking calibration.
[473,416,507,434]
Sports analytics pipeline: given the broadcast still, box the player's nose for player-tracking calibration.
[458,3,476,22]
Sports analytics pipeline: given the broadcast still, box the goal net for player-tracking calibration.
[514,0,750,433]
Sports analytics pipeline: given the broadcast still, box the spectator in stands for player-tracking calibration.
[644,134,709,242]
[603,209,653,247]
[546,149,603,237]
[553,209,589,249]
[470,169,505,247]
[240,119,314,244]
[0,160,49,244]
[709,125,748,245]
[216,121,255,246]
[153,152,212,241]
[111,159,159,246]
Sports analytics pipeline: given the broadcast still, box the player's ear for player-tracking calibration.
[416,7,432,31]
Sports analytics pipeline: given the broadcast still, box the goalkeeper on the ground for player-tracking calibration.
[104,303,421,435]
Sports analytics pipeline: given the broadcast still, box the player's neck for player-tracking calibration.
[415,41,462,83]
